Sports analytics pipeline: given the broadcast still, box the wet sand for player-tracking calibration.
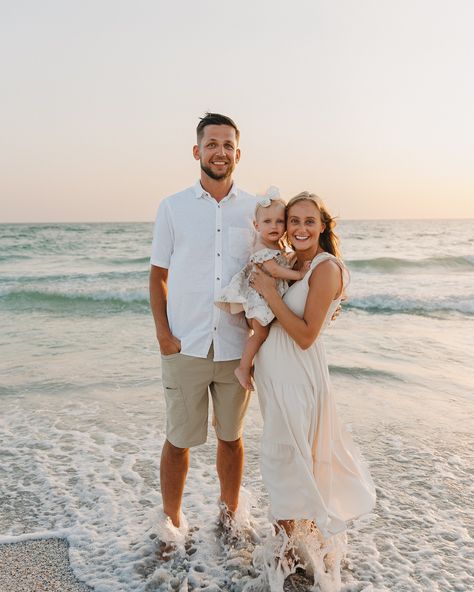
[0,539,93,592]
[0,537,316,592]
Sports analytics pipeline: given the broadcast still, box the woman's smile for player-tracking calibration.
[286,200,325,253]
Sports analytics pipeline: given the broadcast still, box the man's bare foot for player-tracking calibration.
[216,502,238,545]
[154,538,177,561]
[217,504,234,529]
[234,366,253,391]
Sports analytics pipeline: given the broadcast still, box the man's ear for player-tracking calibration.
[235,147,241,163]
[192,144,200,161]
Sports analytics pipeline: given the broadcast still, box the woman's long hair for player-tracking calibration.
[286,191,341,258]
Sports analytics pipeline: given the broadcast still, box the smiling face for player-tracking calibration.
[286,200,325,254]
[254,202,286,246]
[193,124,240,181]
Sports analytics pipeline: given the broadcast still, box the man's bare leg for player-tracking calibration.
[160,439,189,527]
[216,437,244,514]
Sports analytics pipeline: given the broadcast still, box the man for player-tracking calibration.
[149,113,256,530]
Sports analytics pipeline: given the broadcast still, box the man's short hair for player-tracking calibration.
[196,112,240,144]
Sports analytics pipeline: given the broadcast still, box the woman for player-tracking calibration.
[251,192,375,573]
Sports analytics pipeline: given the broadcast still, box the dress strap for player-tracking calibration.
[308,252,350,291]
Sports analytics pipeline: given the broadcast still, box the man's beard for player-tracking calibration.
[200,160,235,181]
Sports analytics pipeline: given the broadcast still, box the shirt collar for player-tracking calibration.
[192,181,239,201]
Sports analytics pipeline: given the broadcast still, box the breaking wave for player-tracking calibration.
[347,255,474,273]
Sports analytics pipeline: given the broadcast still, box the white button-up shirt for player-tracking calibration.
[151,182,257,361]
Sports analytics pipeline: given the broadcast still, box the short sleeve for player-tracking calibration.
[249,248,281,264]
[150,199,174,268]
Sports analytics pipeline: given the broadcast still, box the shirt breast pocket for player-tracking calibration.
[228,227,253,263]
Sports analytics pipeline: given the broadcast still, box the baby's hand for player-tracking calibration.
[297,260,312,279]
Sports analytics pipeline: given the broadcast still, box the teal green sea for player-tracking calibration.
[0,220,473,591]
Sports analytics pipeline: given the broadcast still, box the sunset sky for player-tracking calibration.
[1,0,473,222]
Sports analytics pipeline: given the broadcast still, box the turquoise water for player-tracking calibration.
[1,220,472,401]
[1,220,473,591]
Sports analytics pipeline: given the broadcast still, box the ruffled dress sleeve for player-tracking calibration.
[249,248,281,265]
[215,248,291,326]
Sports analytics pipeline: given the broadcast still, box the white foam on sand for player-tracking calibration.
[1,384,473,592]
[247,521,347,592]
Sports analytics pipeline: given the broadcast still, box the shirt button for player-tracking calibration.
[217,253,221,257]
[217,228,221,232]
[216,277,220,281]
[214,326,217,331]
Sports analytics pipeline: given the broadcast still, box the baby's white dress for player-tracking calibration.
[215,248,293,326]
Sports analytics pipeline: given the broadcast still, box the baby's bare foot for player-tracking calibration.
[234,367,253,391]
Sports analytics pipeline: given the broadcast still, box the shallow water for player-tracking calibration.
[1,220,473,591]
[1,381,472,591]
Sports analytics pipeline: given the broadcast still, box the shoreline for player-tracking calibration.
[0,538,93,592]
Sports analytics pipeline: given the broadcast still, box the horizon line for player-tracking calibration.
[1,216,473,225]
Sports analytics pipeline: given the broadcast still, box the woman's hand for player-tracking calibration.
[250,265,278,299]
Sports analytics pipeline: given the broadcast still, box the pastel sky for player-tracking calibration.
[1,0,473,222]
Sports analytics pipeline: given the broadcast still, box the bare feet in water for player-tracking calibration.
[154,538,177,561]
[216,502,239,545]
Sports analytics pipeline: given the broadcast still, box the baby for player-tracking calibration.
[215,187,310,389]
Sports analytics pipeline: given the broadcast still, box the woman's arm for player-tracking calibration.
[251,260,342,350]
[261,258,311,280]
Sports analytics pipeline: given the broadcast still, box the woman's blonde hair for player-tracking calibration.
[286,191,341,258]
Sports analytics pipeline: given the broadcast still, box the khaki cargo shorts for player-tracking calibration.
[160,347,250,448]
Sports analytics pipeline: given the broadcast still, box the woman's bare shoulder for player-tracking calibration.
[308,259,342,294]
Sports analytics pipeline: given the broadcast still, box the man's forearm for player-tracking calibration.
[149,265,172,340]
[149,266,181,355]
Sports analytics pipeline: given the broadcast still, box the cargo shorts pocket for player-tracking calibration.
[161,356,188,425]
[161,352,180,360]
[163,386,188,426]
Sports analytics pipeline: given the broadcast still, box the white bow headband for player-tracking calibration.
[256,186,281,208]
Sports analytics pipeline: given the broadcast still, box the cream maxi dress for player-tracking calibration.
[254,252,376,539]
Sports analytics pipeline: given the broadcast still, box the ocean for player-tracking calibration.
[0,219,473,592]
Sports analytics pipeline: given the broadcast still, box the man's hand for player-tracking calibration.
[158,334,181,356]
[331,305,342,322]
